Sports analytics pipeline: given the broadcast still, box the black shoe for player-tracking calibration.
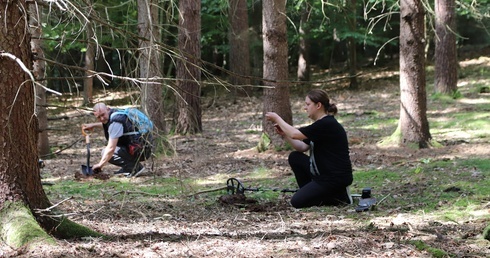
[114,168,130,176]
[127,164,146,178]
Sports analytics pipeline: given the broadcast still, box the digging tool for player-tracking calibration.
[81,129,94,175]
[226,178,298,195]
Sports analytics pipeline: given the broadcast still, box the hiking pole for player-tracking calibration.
[226,178,298,195]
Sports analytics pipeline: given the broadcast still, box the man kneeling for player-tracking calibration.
[82,103,153,177]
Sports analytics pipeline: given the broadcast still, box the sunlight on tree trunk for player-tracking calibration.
[392,0,432,148]
[434,0,458,95]
[261,0,292,150]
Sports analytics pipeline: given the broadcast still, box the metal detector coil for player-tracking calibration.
[226,177,297,195]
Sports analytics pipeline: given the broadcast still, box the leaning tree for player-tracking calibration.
[0,0,100,250]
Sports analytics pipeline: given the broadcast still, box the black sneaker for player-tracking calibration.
[114,168,130,176]
[127,164,146,178]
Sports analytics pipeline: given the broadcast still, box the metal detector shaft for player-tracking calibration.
[226,178,297,195]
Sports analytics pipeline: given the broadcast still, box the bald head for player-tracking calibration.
[93,103,110,124]
[93,102,108,113]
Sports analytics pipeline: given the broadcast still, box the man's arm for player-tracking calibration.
[82,122,103,131]
[93,137,118,170]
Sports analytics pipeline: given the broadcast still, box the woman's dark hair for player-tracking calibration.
[307,89,338,115]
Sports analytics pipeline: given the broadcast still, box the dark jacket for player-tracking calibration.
[102,109,138,148]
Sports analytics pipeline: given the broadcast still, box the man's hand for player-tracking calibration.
[82,122,103,131]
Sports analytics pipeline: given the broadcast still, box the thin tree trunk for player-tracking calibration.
[229,0,251,98]
[347,0,358,89]
[262,0,292,150]
[83,1,94,105]
[175,0,202,134]
[398,0,432,148]
[138,0,166,134]
[434,0,457,94]
[297,1,311,83]
[29,2,50,156]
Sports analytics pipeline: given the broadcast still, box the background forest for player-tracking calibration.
[0,0,489,257]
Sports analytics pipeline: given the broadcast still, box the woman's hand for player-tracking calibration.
[274,124,286,136]
[265,112,280,123]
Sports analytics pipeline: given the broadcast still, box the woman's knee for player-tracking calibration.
[288,151,306,166]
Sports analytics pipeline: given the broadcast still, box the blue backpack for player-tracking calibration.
[110,108,154,135]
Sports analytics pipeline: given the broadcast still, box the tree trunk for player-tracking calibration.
[297,1,311,83]
[83,1,94,105]
[29,3,50,157]
[138,0,166,134]
[229,0,252,98]
[262,0,292,150]
[434,0,457,94]
[398,0,432,148]
[249,1,263,86]
[0,1,101,248]
[347,0,358,89]
[175,0,202,134]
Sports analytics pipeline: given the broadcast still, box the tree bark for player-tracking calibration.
[398,0,432,148]
[29,2,50,157]
[0,1,101,248]
[297,1,311,83]
[83,22,95,105]
[347,0,358,89]
[83,0,94,105]
[229,0,252,97]
[175,0,202,134]
[262,0,292,150]
[138,0,166,134]
[434,0,457,94]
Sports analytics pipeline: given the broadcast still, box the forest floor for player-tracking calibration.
[1,55,490,257]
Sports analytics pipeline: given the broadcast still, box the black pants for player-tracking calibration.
[288,151,351,208]
[103,146,142,173]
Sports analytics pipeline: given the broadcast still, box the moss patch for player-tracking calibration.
[51,217,105,239]
[0,201,55,249]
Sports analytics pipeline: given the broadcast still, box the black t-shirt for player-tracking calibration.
[299,115,353,186]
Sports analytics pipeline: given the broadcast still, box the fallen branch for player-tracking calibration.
[34,196,73,213]
[112,190,166,198]
[187,186,228,197]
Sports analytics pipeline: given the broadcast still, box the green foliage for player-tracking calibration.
[257,132,271,153]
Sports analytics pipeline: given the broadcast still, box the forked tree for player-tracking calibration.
[396,0,432,148]
[0,0,100,249]
[262,0,292,149]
